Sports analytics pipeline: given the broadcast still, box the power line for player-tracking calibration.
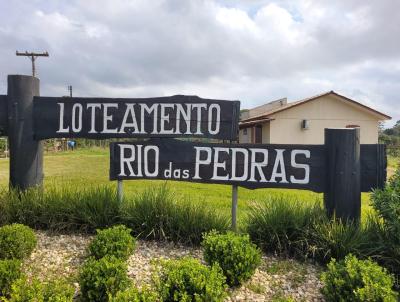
[16,51,49,77]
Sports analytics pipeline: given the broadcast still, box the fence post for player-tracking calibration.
[117,179,123,203]
[324,128,361,221]
[7,75,43,190]
[231,185,238,231]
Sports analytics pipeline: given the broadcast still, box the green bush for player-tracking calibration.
[0,224,37,260]
[0,259,21,297]
[321,254,398,302]
[0,185,120,233]
[0,184,228,245]
[305,219,369,263]
[202,231,261,286]
[88,225,136,260]
[109,286,158,302]
[79,256,130,302]
[371,167,400,282]
[372,167,400,241]
[362,214,400,286]
[246,196,324,256]
[155,257,227,302]
[5,277,74,302]
[121,184,229,245]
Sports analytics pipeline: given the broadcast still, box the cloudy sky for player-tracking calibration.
[0,0,399,126]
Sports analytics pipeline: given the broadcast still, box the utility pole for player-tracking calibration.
[68,85,73,97]
[16,51,49,77]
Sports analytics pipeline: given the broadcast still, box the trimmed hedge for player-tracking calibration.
[202,231,261,287]
[0,224,37,260]
[0,259,22,297]
[321,254,398,302]
[5,277,74,302]
[88,225,136,260]
[110,286,158,302]
[155,257,227,302]
[79,256,130,302]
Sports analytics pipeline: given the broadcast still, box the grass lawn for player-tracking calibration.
[1,148,396,225]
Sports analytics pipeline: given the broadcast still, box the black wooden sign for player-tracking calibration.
[110,139,326,192]
[33,95,240,140]
[110,139,386,193]
[0,95,7,136]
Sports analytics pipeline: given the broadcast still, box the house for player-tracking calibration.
[239,91,391,144]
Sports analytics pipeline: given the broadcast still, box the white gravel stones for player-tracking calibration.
[23,231,324,301]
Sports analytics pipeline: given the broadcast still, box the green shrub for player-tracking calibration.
[202,231,261,286]
[121,184,229,245]
[371,167,400,283]
[0,259,21,297]
[321,254,398,302]
[362,213,400,286]
[305,219,369,263]
[1,185,120,233]
[0,224,37,260]
[79,256,130,302]
[5,277,74,302]
[109,286,158,302]
[88,225,136,260]
[43,279,75,302]
[155,257,227,302]
[246,196,324,256]
[372,167,400,242]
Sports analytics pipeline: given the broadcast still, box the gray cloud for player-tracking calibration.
[0,0,399,125]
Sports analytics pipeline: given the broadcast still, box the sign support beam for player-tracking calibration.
[324,128,361,222]
[231,185,238,231]
[7,75,43,190]
[117,179,123,203]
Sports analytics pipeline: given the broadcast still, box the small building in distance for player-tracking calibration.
[239,91,391,144]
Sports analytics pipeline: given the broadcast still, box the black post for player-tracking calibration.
[7,75,43,190]
[324,128,361,221]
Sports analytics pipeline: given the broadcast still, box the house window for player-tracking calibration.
[243,128,247,135]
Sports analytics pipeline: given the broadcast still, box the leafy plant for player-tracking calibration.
[5,277,74,302]
[246,195,324,257]
[304,219,369,263]
[154,257,227,302]
[109,286,158,302]
[121,184,229,245]
[0,224,37,260]
[371,166,400,283]
[371,170,400,242]
[202,231,261,286]
[0,259,21,297]
[362,213,400,286]
[79,256,130,302]
[321,254,398,302]
[88,225,136,260]
[0,185,120,233]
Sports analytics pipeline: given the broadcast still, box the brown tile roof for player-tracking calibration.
[240,91,391,124]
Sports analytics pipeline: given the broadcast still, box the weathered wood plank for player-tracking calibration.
[33,96,240,140]
[0,95,7,136]
[110,139,327,192]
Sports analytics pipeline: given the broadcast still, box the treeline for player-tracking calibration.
[379,121,400,156]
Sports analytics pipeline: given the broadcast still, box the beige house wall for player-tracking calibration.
[238,127,252,143]
[262,122,271,143]
[268,94,380,144]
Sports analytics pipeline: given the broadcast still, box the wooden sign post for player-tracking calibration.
[324,128,361,221]
[6,75,43,189]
